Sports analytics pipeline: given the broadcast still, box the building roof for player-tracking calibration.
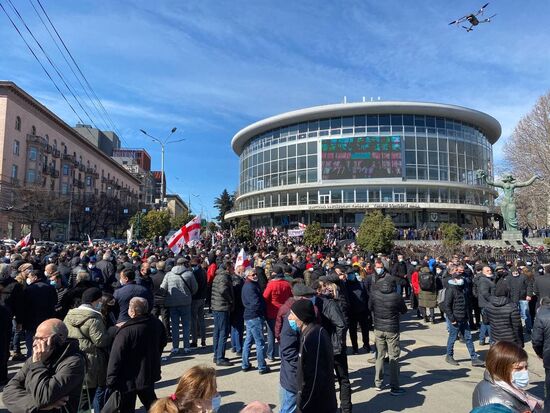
[0,81,140,185]
[231,101,502,155]
[166,193,188,210]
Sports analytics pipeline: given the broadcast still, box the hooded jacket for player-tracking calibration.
[484,296,524,347]
[443,280,470,324]
[2,339,85,413]
[160,265,198,307]
[64,305,113,387]
[532,304,550,369]
[368,281,407,334]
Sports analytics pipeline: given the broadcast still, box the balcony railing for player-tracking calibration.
[26,134,47,146]
[62,153,75,163]
[52,149,61,158]
[86,167,95,175]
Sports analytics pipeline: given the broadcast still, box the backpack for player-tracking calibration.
[419,272,435,291]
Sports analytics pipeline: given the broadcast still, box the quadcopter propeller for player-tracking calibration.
[478,2,490,14]
[462,25,473,32]
[480,13,497,23]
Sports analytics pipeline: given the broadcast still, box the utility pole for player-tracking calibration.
[66,186,73,241]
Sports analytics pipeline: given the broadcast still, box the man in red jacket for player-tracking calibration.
[263,269,292,361]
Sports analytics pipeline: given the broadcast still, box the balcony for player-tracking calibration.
[78,164,85,172]
[86,167,95,175]
[10,177,20,186]
[26,134,47,146]
[62,153,75,163]
[73,179,84,189]
[45,145,52,154]
[52,149,61,158]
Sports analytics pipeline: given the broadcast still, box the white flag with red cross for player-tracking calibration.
[167,216,202,254]
[16,233,31,249]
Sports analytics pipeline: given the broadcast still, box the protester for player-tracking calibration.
[417,266,438,323]
[472,341,543,411]
[288,299,337,413]
[484,282,524,347]
[161,257,198,358]
[531,296,550,410]
[241,267,270,374]
[114,267,154,323]
[263,269,293,361]
[190,257,208,348]
[106,297,167,412]
[211,261,234,366]
[2,318,86,412]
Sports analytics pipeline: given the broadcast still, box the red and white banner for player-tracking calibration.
[167,216,202,254]
[87,234,93,247]
[234,248,250,271]
[16,233,31,249]
[298,223,307,230]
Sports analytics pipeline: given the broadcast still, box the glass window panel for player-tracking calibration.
[309,190,318,204]
[403,115,414,126]
[407,189,417,202]
[307,169,317,182]
[307,155,317,168]
[342,116,353,127]
[418,189,427,202]
[417,151,427,164]
[440,169,448,181]
[297,143,307,156]
[297,170,307,184]
[430,189,439,202]
[264,150,270,162]
[429,167,439,180]
[428,152,438,165]
[330,129,340,135]
[366,114,378,125]
[320,119,330,130]
[417,167,427,180]
[367,126,378,133]
[308,120,319,131]
[405,137,415,150]
[369,188,380,202]
[450,167,457,181]
[307,141,317,154]
[381,188,392,202]
[428,138,438,151]
[279,146,287,158]
[330,118,342,128]
[355,127,366,133]
[416,137,427,150]
[342,128,353,134]
[271,148,278,160]
[332,190,342,204]
[344,190,355,203]
[391,114,402,125]
[280,193,288,206]
[299,192,308,204]
[436,117,445,128]
[298,156,307,169]
[354,115,366,126]
[288,158,296,170]
[414,115,426,127]
[405,151,416,164]
[406,166,416,179]
[288,144,296,157]
[380,126,391,133]
[299,123,307,133]
[288,171,296,185]
[356,189,368,202]
[426,116,436,127]
[379,115,390,125]
[271,161,278,173]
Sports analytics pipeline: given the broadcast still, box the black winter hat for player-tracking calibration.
[291,299,315,324]
[82,287,102,304]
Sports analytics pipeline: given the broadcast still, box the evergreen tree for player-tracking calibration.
[356,210,395,254]
[234,219,252,243]
[214,189,235,229]
[303,221,325,248]
[440,223,464,250]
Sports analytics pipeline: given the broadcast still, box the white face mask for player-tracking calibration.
[26,277,33,285]
[211,394,221,412]
[375,268,383,275]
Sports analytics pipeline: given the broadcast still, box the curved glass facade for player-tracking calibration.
[240,114,492,191]
[230,107,498,228]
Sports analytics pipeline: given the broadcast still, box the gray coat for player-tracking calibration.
[160,265,198,307]
[472,371,541,412]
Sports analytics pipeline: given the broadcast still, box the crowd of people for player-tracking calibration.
[0,233,550,412]
[394,226,503,241]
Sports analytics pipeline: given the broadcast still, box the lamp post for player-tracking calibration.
[139,127,183,207]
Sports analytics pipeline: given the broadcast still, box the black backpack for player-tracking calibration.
[419,271,435,291]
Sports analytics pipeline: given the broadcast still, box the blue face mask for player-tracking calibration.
[211,394,221,412]
[512,370,529,388]
[150,268,157,274]
[449,278,464,286]
[288,319,300,333]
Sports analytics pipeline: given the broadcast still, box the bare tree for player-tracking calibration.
[503,90,550,228]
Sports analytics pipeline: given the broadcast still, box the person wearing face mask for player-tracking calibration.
[241,268,270,374]
[64,287,113,412]
[344,267,370,354]
[288,299,337,413]
[49,272,69,319]
[21,269,57,357]
[531,296,550,410]
[443,271,485,367]
[506,266,532,335]
[472,341,543,412]
[149,365,221,413]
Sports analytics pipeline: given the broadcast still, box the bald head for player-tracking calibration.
[36,318,68,343]
[240,401,273,413]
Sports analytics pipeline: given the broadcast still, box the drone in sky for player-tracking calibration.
[449,3,497,32]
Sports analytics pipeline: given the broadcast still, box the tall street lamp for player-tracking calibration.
[139,127,184,206]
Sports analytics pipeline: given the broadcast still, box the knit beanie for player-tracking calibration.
[82,287,102,304]
[291,299,315,324]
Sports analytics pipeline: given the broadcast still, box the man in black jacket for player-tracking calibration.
[344,267,370,353]
[106,297,167,413]
[444,271,485,367]
[211,263,234,366]
[534,266,550,306]
[475,266,496,346]
[2,318,85,412]
[531,296,550,410]
[485,281,524,347]
[190,257,207,347]
[289,300,337,413]
[507,267,531,335]
[151,260,170,340]
[368,280,407,395]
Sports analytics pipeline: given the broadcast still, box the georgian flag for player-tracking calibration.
[167,216,202,254]
[298,223,307,230]
[87,234,93,247]
[234,248,250,271]
[16,233,31,249]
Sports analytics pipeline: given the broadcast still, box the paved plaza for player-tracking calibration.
[1,311,544,413]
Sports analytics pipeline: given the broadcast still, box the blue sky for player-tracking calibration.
[1,0,549,220]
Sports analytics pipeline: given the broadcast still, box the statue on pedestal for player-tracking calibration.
[476,170,540,231]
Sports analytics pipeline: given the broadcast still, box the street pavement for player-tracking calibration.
[0,310,546,412]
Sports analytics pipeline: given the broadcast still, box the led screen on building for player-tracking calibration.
[321,136,402,180]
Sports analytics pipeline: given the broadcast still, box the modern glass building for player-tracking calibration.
[226,101,501,228]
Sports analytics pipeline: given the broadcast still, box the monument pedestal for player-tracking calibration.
[502,230,523,242]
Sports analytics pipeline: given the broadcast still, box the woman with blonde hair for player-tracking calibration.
[150,365,220,413]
